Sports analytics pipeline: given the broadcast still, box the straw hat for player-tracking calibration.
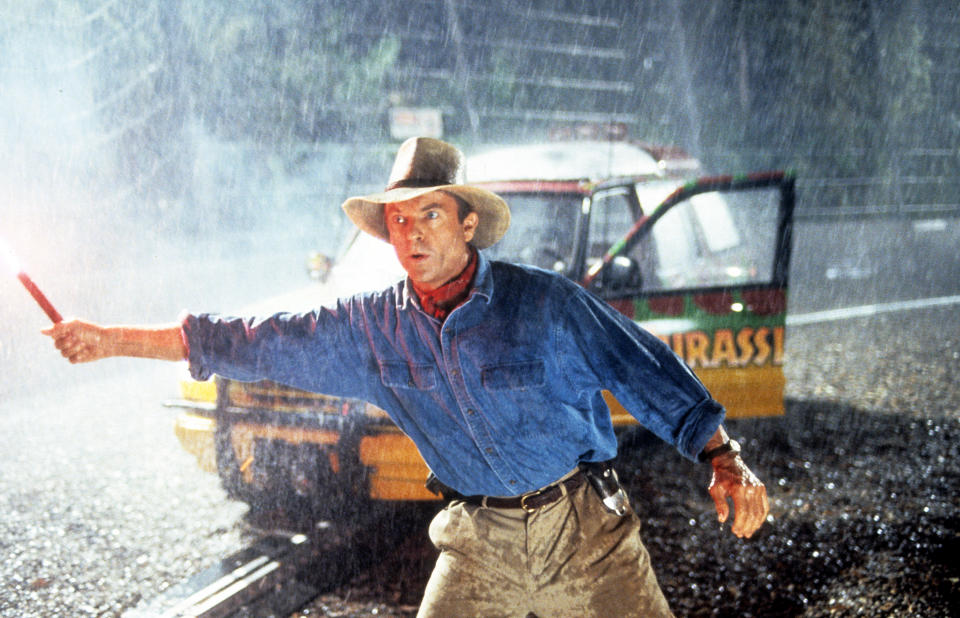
[341,137,510,249]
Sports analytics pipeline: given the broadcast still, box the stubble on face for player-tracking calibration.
[384,192,479,291]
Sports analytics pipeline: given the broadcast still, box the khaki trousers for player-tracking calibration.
[417,475,674,617]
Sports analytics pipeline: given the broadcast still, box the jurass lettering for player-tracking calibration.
[656,326,785,369]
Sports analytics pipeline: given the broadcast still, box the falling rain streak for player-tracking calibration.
[0,1,957,616]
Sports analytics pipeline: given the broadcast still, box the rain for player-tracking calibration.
[1,1,958,616]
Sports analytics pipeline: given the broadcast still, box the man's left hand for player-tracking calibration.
[708,454,769,538]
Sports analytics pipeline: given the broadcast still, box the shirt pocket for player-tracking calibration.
[380,361,439,391]
[481,360,546,391]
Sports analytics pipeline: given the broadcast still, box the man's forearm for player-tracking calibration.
[43,320,187,364]
[102,324,187,361]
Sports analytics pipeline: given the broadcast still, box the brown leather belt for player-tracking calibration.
[460,470,585,513]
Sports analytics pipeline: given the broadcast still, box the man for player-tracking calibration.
[45,137,768,617]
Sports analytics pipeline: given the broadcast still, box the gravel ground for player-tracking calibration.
[635,306,959,617]
[0,366,251,617]
[1,264,957,615]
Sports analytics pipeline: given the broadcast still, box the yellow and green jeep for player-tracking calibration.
[169,140,795,519]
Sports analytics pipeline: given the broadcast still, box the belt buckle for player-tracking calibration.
[520,488,545,513]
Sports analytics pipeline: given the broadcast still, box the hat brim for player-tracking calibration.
[341,184,510,249]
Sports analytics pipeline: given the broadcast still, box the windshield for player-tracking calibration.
[485,193,582,272]
[329,192,583,288]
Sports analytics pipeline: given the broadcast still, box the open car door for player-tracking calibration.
[581,172,795,419]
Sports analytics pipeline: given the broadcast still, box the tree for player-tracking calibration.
[178,1,399,143]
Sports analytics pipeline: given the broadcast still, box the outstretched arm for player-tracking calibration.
[702,426,769,538]
[43,319,187,364]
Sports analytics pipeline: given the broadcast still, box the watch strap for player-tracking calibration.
[698,439,740,462]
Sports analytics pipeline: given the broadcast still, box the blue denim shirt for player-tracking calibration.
[182,252,724,497]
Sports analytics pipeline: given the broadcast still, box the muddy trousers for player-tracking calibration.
[417,478,673,618]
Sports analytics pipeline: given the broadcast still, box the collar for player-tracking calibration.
[411,246,478,320]
[400,249,494,314]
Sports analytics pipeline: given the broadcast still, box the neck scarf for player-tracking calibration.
[412,246,478,321]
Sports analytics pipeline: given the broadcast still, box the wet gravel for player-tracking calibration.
[1,306,957,617]
[0,366,251,617]
[631,306,959,617]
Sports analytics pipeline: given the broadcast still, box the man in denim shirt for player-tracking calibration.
[46,137,768,617]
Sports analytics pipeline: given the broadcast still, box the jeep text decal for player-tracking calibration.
[655,326,785,369]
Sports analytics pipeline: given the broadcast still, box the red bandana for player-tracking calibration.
[412,247,478,321]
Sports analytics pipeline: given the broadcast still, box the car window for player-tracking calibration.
[634,181,681,214]
[647,200,697,281]
[586,187,635,267]
[486,193,581,272]
[630,186,781,291]
[689,192,741,252]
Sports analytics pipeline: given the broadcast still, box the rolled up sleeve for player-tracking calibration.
[179,311,210,381]
[561,288,725,461]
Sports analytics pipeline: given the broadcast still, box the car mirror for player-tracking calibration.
[597,255,642,292]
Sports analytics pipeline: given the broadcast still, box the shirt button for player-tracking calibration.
[509,479,517,485]
[485,447,494,455]
[467,409,476,416]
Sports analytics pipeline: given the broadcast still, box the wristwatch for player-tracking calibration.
[698,439,741,463]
